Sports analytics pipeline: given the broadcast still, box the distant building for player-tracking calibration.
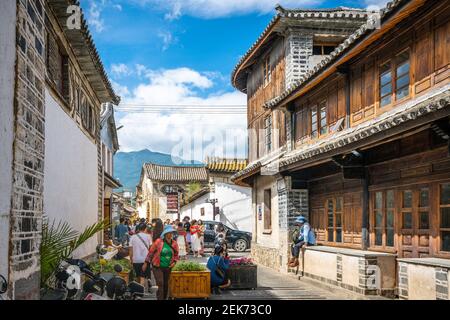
[100,103,122,238]
[0,0,118,299]
[136,164,209,221]
[181,158,252,232]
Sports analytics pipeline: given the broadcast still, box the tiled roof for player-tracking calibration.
[144,163,208,182]
[206,158,248,173]
[264,0,408,109]
[231,5,370,92]
[230,161,262,182]
[47,0,120,104]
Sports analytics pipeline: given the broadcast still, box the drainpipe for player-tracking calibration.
[345,72,351,129]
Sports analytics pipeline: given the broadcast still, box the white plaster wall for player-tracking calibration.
[180,193,213,221]
[254,175,279,249]
[0,0,16,284]
[216,183,252,232]
[180,183,252,232]
[44,90,99,259]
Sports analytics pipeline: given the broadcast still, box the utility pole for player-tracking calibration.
[205,198,219,221]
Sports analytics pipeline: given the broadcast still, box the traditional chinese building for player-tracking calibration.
[136,163,209,221]
[0,0,119,299]
[232,0,450,299]
[181,158,252,232]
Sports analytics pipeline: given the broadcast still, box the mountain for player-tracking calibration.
[114,149,203,193]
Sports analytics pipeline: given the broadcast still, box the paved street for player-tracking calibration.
[143,250,372,300]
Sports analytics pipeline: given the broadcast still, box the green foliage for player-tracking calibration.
[186,182,202,199]
[173,261,207,272]
[89,259,132,274]
[40,217,109,287]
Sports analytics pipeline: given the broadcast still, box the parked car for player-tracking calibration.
[202,221,252,252]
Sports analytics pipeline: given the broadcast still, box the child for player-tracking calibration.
[176,222,188,260]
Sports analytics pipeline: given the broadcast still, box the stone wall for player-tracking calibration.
[398,260,449,300]
[0,0,17,294]
[251,242,282,271]
[285,33,313,89]
[10,0,46,300]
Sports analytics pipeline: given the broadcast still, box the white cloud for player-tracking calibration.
[87,1,106,32]
[364,0,390,10]
[141,0,323,20]
[111,63,133,78]
[157,30,177,51]
[115,67,247,161]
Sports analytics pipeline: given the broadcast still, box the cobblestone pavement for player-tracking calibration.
[143,250,376,300]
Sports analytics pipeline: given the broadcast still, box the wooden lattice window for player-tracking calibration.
[265,115,272,154]
[373,190,395,248]
[326,197,343,243]
[379,50,410,108]
[264,189,272,231]
[440,183,450,252]
[263,55,272,86]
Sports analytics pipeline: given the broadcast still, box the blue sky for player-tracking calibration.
[79,0,388,161]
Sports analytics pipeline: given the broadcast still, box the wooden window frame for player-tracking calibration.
[264,115,273,154]
[319,100,328,136]
[325,197,343,244]
[311,105,318,139]
[378,48,411,109]
[372,190,396,249]
[263,55,272,87]
[263,189,272,233]
[439,183,450,253]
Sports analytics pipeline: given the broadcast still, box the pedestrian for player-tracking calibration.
[289,216,316,268]
[183,217,192,254]
[114,218,129,246]
[142,225,179,300]
[164,219,171,226]
[197,219,205,257]
[176,222,188,260]
[129,223,152,291]
[152,218,164,242]
[190,220,201,258]
[206,245,231,294]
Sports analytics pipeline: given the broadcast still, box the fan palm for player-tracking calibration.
[40,217,109,287]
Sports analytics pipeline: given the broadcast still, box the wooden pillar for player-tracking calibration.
[362,168,370,250]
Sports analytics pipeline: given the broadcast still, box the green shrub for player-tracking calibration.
[173,261,206,272]
[89,258,132,274]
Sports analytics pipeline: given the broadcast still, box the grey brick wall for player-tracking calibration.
[10,0,46,300]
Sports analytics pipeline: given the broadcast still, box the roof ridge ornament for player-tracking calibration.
[275,4,286,15]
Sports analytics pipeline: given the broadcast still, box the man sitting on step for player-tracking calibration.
[289,216,316,268]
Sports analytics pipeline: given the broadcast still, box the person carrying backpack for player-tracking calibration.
[129,223,152,291]
[289,216,316,268]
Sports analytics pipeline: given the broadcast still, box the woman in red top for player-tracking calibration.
[143,225,179,300]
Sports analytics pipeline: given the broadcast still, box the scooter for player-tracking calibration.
[41,259,108,300]
[0,275,8,300]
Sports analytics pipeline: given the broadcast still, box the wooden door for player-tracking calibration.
[399,187,432,258]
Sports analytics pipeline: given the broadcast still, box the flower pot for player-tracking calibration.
[226,264,257,290]
[169,271,211,299]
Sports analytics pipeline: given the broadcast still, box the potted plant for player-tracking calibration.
[227,258,257,290]
[169,261,211,299]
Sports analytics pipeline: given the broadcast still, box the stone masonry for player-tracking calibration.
[9,0,46,300]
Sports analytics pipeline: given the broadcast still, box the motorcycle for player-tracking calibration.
[41,258,144,300]
[0,274,8,300]
[41,258,108,300]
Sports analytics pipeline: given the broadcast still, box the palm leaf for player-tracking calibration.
[40,217,109,287]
